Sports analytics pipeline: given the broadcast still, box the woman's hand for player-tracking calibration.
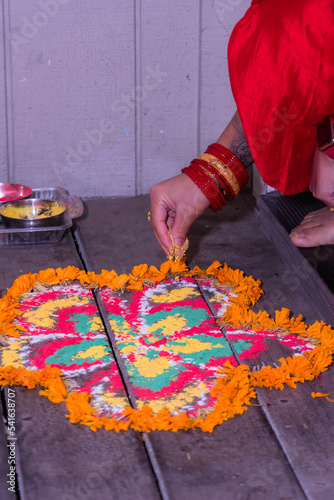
[309,147,334,206]
[149,173,210,259]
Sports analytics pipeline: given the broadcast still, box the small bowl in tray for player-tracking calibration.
[0,199,67,229]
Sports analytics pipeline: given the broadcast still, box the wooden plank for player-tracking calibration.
[257,192,334,325]
[14,388,159,500]
[74,196,163,274]
[0,389,14,500]
[0,231,160,500]
[75,193,307,500]
[196,194,334,500]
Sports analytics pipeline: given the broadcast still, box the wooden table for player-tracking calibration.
[1,189,334,500]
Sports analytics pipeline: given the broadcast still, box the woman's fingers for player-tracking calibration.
[149,173,210,257]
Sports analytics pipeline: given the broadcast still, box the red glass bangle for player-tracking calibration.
[191,159,234,201]
[206,143,248,187]
[195,159,235,201]
[209,142,248,187]
[205,146,237,178]
[182,166,220,212]
[182,163,223,212]
[188,162,225,210]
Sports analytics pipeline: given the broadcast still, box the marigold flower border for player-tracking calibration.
[0,259,333,433]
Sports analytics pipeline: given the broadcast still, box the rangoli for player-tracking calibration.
[0,260,333,432]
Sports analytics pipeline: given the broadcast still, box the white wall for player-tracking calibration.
[1,0,250,197]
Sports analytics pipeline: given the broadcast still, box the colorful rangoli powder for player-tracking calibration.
[0,260,333,433]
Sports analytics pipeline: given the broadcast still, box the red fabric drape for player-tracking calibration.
[228,0,334,194]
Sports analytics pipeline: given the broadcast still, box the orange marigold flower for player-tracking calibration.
[55,266,80,282]
[35,268,59,286]
[66,392,95,423]
[206,260,222,276]
[126,280,144,291]
[160,260,172,275]
[39,377,67,403]
[111,273,129,291]
[146,265,166,283]
[8,273,35,298]
[100,269,118,288]
[131,264,148,280]
[311,391,333,398]
[170,259,188,275]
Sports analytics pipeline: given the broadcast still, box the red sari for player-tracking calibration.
[228,0,334,194]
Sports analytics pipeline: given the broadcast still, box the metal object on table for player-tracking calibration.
[0,187,83,245]
[0,183,32,205]
[33,187,84,218]
[0,199,67,229]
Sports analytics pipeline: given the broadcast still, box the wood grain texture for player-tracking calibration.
[149,410,305,500]
[74,196,163,274]
[14,388,160,500]
[8,0,136,197]
[257,193,334,325]
[0,392,14,500]
[0,231,159,500]
[197,195,334,500]
[75,193,308,500]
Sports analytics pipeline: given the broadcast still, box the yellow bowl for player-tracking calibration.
[0,199,67,228]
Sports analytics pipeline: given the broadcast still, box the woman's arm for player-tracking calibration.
[149,111,252,258]
[217,112,254,168]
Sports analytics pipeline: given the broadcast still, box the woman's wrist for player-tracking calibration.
[217,111,254,169]
[181,142,248,212]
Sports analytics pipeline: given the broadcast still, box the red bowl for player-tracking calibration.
[0,183,32,205]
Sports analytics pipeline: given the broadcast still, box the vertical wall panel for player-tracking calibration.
[2,0,245,198]
[0,1,8,180]
[8,0,135,197]
[199,0,250,152]
[139,0,201,193]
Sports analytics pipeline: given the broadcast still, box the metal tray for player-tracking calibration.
[0,187,83,245]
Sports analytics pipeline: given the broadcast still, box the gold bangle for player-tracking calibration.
[199,153,240,196]
[329,206,334,212]
[201,165,226,196]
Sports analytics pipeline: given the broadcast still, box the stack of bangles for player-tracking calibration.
[181,143,248,212]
